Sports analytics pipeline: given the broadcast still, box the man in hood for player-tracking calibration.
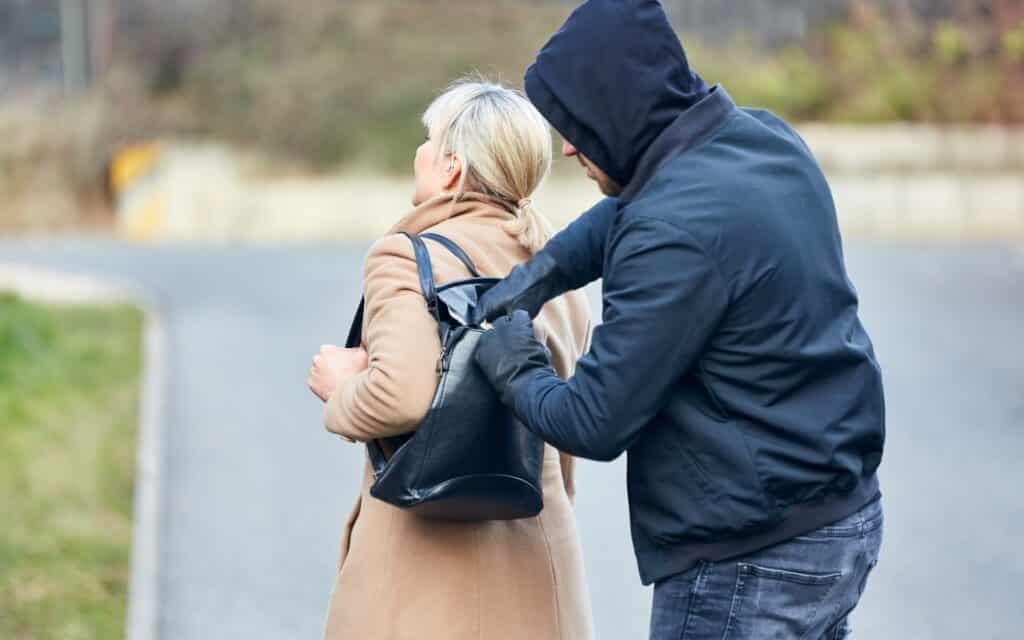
[472,1,885,638]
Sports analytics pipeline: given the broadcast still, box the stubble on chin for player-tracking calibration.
[578,156,621,197]
[595,172,623,197]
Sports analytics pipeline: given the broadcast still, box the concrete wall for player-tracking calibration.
[114,125,1024,244]
[800,125,1024,241]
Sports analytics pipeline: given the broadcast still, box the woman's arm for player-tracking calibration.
[324,235,441,442]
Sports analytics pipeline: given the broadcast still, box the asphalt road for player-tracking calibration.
[2,239,1022,639]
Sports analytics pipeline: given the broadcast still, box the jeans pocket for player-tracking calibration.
[650,563,707,640]
[721,563,843,640]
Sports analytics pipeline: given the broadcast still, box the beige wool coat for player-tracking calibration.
[322,193,595,640]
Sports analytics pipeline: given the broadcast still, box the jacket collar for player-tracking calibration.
[387,192,517,236]
[619,85,737,203]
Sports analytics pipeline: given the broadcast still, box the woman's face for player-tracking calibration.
[412,130,455,206]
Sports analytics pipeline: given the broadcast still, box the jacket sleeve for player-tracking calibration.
[556,315,591,503]
[473,197,619,323]
[544,196,619,290]
[324,235,441,442]
[511,217,728,461]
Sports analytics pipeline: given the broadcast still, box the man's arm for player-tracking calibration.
[475,217,728,461]
[473,197,619,322]
[542,196,618,290]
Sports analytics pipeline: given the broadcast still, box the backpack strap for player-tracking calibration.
[344,299,365,348]
[421,233,481,277]
[397,231,441,325]
[351,233,481,347]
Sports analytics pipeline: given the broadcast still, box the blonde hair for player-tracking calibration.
[423,77,555,253]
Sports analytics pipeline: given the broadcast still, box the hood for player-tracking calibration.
[524,0,709,189]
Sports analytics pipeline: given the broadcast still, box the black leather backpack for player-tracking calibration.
[343,231,545,521]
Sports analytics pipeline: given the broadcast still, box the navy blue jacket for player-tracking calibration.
[514,0,885,585]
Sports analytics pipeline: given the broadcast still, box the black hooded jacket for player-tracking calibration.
[495,0,885,585]
[525,0,708,188]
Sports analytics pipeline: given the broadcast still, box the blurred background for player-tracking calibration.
[1,1,1022,639]
[2,0,1022,240]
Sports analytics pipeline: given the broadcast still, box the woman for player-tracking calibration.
[306,79,595,640]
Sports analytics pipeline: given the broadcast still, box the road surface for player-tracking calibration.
[2,238,1022,639]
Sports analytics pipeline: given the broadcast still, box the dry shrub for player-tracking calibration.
[3,0,1022,232]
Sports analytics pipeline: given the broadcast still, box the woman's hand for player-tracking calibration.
[308,345,369,402]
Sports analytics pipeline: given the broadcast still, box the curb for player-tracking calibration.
[0,265,166,640]
[127,308,165,640]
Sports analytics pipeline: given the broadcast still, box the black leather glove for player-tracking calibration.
[469,251,571,325]
[474,310,554,408]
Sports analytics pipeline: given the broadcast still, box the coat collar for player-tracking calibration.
[619,85,737,202]
[387,192,518,236]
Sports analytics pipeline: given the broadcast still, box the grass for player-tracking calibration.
[0,293,143,640]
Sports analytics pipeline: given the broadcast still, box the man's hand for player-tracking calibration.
[474,310,554,407]
[470,198,620,325]
[307,344,369,402]
[470,252,569,325]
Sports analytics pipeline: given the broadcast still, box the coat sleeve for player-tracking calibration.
[544,196,619,290]
[511,217,729,461]
[324,235,441,442]
[471,197,618,324]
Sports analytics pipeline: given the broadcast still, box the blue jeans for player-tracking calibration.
[650,498,883,640]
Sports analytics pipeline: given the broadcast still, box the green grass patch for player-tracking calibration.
[0,293,143,640]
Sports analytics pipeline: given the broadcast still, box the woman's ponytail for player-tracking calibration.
[504,197,554,254]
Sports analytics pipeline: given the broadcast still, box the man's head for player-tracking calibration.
[561,139,621,197]
[523,0,708,196]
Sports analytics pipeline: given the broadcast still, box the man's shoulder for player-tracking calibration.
[622,110,826,222]
[611,205,714,259]
[617,171,720,243]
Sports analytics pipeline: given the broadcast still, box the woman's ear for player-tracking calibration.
[442,154,462,192]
